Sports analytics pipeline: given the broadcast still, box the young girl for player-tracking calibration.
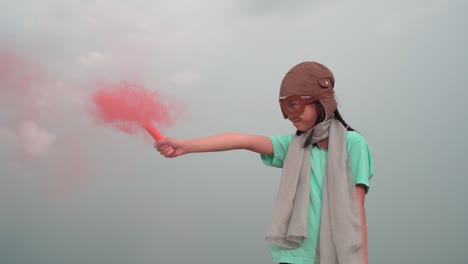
[155,61,373,264]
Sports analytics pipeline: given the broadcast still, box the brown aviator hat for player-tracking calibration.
[279,61,337,121]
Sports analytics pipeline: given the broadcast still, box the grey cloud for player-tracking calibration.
[1,0,467,263]
[235,0,322,16]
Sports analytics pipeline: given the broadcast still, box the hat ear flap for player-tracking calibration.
[318,96,337,121]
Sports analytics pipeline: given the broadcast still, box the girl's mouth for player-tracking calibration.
[292,119,301,124]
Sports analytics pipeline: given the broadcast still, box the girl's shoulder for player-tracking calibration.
[345,130,370,147]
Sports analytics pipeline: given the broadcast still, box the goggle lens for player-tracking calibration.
[279,95,307,119]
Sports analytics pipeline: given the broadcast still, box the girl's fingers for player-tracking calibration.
[160,146,176,158]
[167,148,176,158]
[154,138,169,148]
[164,148,175,158]
[153,138,179,158]
[155,142,166,149]
[158,145,170,152]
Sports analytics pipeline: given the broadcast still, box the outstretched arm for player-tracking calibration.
[155,132,274,158]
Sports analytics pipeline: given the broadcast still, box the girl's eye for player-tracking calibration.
[287,101,300,111]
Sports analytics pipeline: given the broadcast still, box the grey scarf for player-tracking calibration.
[266,118,363,264]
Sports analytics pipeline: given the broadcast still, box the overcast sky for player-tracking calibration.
[1,0,467,263]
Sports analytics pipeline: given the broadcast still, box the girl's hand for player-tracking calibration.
[154,137,187,158]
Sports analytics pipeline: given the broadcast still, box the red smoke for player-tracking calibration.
[0,47,88,196]
[0,49,46,95]
[91,82,179,136]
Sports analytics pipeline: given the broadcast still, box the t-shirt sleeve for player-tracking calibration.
[260,134,294,168]
[347,132,374,192]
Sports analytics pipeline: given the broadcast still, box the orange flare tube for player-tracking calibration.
[143,121,164,140]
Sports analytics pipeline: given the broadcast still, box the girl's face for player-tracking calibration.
[288,103,319,132]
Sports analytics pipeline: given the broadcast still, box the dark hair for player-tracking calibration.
[314,101,326,126]
[299,102,355,147]
[334,109,354,131]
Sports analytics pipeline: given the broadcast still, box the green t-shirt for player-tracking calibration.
[261,131,373,264]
